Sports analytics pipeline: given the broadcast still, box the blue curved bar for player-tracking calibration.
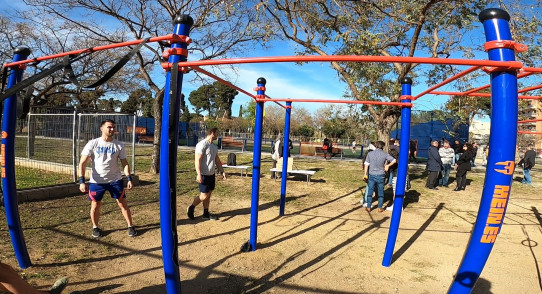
[448,8,517,293]
[382,77,413,267]
[159,15,193,294]
[249,78,266,251]
[2,47,32,268]
[279,101,292,215]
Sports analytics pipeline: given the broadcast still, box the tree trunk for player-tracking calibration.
[375,110,400,151]
[150,90,164,174]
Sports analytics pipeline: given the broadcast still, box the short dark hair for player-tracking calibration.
[206,127,218,136]
[376,141,385,149]
[100,119,116,127]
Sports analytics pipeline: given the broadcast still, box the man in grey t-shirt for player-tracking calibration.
[187,127,226,220]
[364,141,396,212]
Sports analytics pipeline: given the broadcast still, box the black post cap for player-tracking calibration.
[174,15,194,26]
[479,8,510,23]
[401,77,413,85]
[14,46,31,56]
[257,77,266,85]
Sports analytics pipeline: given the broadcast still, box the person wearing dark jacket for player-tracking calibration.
[426,140,443,190]
[453,143,474,191]
[518,145,536,184]
[453,139,462,163]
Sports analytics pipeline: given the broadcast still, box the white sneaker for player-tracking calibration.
[362,202,368,208]
[386,205,394,211]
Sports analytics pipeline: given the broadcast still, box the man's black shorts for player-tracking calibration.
[199,174,216,193]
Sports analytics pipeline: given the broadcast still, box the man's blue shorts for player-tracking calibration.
[88,179,126,202]
[199,174,216,193]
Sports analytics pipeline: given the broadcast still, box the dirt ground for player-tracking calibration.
[1,153,542,294]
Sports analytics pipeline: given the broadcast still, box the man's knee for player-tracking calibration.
[199,192,211,200]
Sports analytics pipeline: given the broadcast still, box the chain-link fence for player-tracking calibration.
[14,107,136,189]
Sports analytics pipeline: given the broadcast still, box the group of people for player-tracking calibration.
[426,139,478,191]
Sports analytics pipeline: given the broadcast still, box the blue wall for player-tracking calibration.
[391,119,469,158]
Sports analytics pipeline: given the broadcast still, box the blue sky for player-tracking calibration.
[0,0,520,120]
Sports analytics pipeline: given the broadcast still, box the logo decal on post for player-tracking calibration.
[494,161,514,175]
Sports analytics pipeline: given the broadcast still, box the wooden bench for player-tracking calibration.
[222,164,249,177]
[127,126,154,143]
[138,134,155,143]
[314,146,344,159]
[221,137,245,151]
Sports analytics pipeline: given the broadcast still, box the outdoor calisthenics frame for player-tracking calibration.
[1,7,540,294]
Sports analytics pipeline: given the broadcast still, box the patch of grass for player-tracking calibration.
[15,166,72,189]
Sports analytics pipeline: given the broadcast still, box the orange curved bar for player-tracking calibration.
[518,131,542,135]
[179,55,523,69]
[412,66,481,100]
[190,66,286,109]
[254,97,412,107]
[3,34,179,68]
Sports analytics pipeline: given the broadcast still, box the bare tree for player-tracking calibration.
[15,0,270,173]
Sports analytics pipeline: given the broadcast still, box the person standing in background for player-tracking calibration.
[426,140,442,190]
[518,145,536,184]
[438,140,455,187]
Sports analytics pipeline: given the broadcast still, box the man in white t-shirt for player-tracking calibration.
[187,127,226,221]
[78,119,136,238]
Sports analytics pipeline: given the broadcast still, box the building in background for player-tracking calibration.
[518,100,542,149]
[470,119,491,144]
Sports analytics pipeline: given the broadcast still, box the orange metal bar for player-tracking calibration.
[523,67,542,73]
[454,71,534,97]
[190,66,286,109]
[412,66,481,100]
[518,131,542,135]
[519,84,542,94]
[518,119,542,123]
[429,91,542,99]
[3,34,178,68]
[179,55,523,69]
[254,97,412,107]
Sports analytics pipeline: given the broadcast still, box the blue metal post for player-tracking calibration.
[2,47,32,269]
[279,102,292,215]
[448,8,517,293]
[249,78,266,251]
[382,77,413,267]
[159,14,193,294]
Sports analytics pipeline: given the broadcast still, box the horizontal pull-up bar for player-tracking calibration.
[518,131,542,135]
[3,34,181,68]
[254,97,412,107]
[430,91,542,100]
[453,71,536,97]
[190,66,286,109]
[178,55,523,69]
[518,119,542,123]
[412,66,481,100]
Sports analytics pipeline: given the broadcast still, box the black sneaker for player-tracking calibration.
[202,213,218,220]
[92,227,102,238]
[187,206,195,220]
[128,226,137,237]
